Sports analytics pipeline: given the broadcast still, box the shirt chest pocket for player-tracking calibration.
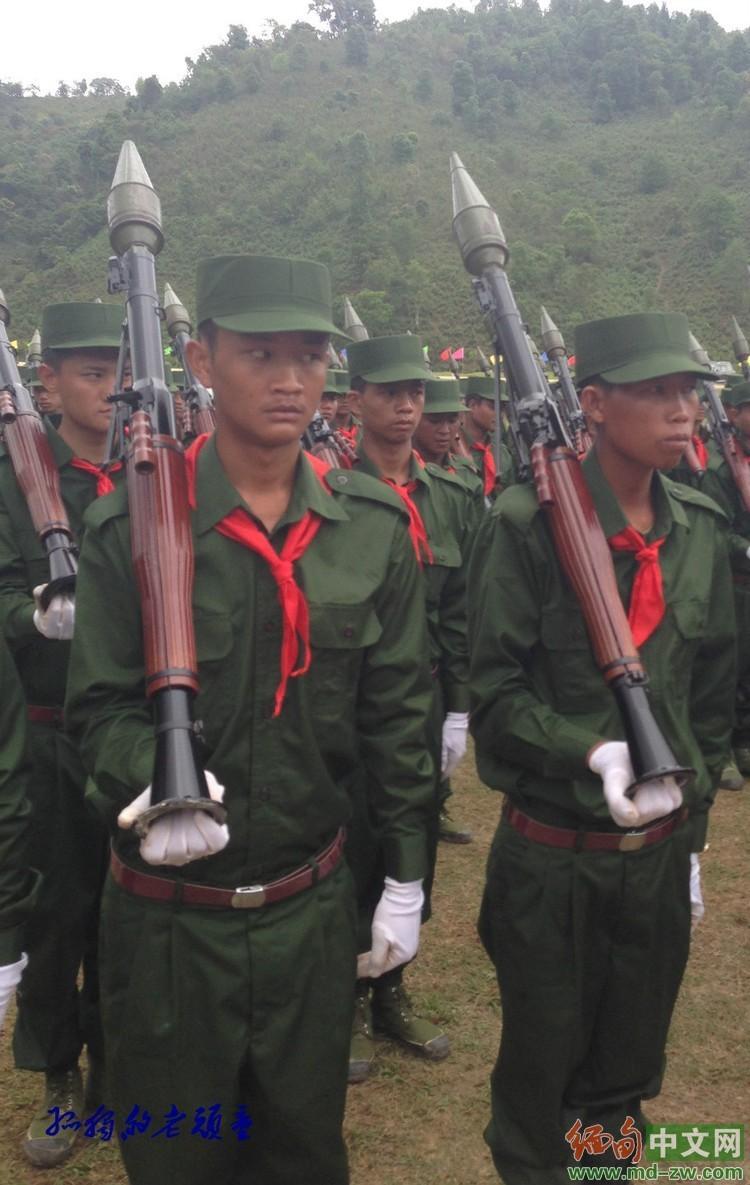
[308,602,383,698]
[193,611,235,735]
[651,598,707,695]
[539,608,598,711]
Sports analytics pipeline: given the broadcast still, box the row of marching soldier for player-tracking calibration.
[0,142,746,1185]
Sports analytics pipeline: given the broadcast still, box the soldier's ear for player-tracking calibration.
[726,405,740,425]
[579,383,607,425]
[186,337,211,388]
[37,362,60,395]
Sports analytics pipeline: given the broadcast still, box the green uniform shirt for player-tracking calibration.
[701,446,750,571]
[0,632,39,963]
[461,421,515,492]
[65,438,434,885]
[354,448,471,713]
[469,448,735,837]
[0,424,122,707]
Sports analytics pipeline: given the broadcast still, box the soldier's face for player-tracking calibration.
[413,412,459,462]
[35,387,62,414]
[466,398,495,433]
[354,380,425,445]
[728,402,750,448]
[40,351,118,438]
[318,393,339,422]
[187,328,328,447]
[581,373,699,469]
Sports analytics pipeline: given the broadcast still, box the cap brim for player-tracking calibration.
[49,336,121,350]
[213,310,348,338]
[357,362,433,384]
[598,351,714,385]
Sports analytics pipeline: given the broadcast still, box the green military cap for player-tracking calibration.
[346,335,432,385]
[424,377,463,413]
[720,373,744,394]
[323,368,343,396]
[195,254,343,337]
[41,302,122,351]
[722,380,750,409]
[574,312,714,388]
[463,375,496,401]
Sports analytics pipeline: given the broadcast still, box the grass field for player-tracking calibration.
[1,752,747,1184]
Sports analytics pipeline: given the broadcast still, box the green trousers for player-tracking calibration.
[99,860,357,1185]
[478,812,692,1185]
[13,723,107,1072]
[732,583,750,747]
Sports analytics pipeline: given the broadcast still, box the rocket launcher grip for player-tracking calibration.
[0,312,77,607]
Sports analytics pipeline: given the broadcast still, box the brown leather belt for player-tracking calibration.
[504,802,688,853]
[27,705,64,726]
[110,828,346,910]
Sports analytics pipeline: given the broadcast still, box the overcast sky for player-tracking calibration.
[5,0,748,94]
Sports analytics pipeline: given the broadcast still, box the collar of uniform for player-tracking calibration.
[193,434,348,536]
[355,445,430,487]
[45,422,75,468]
[581,447,688,539]
[461,421,490,449]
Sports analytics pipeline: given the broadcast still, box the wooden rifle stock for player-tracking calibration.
[0,317,77,607]
[683,439,705,477]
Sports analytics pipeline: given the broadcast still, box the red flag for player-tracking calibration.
[452,347,465,361]
[439,347,452,362]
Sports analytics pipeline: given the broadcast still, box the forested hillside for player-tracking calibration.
[1,0,750,361]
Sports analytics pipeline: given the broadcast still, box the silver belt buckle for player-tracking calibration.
[619,830,646,853]
[231,884,266,909]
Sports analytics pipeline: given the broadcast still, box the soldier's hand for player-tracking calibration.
[365,877,424,978]
[441,711,469,778]
[630,775,682,826]
[588,740,638,827]
[689,852,705,931]
[117,771,229,866]
[32,584,75,640]
[0,952,27,1030]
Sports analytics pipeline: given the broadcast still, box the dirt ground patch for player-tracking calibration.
[1,752,747,1183]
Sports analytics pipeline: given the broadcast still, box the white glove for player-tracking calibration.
[690,853,705,930]
[441,711,469,778]
[0,953,28,1029]
[588,741,682,827]
[364,877,424,979]
[32,584,75,640]
[118,771,229,866]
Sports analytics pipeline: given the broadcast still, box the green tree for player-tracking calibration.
[345,26,369,65]
[561,209,600,263]
[308,0,377,35]
[225,24,250,50]
[692,189,740,253]
[639,153,670,194]
[451,60,475,115]
[391,132,418,163]
[501,79,520,115]
[592,82,614,123]
[414,70,433,102]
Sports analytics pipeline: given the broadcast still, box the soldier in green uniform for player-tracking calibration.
[460,374,515,496]
[0,301,124,1167]
[345,335,474,1076]
[0,631,39,1032]
[413,375,483,845]
[701,379,750,788]
[65,255,435,1185]
[469,312,735,1184]
[319,367,343,424]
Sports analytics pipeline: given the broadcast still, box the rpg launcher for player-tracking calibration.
[691,332,750,512]
[539,306,592,456]
[450,151,692,793]
[0,290,77,607]
[106,140,225,836]
[730,316,750,381]
[163,283,216,438]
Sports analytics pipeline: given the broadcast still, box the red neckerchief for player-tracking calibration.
[185,434,330,717]
[381,453,433,567]
[692,435,708,470]
[70,458,122,497]
[608,526,666,648]
[470,439,497,497]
